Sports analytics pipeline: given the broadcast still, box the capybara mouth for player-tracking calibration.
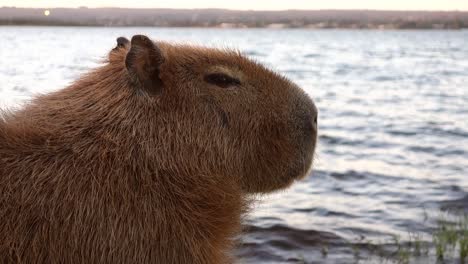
[297,149,316,180]
[289,142,316,182]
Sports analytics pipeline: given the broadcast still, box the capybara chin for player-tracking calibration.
[0,35,317,263]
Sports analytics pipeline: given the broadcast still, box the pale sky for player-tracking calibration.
[1,0,467,11]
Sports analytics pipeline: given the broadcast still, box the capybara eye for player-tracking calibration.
[204,73,241,88]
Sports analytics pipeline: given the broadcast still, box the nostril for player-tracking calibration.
[314,116,317,125]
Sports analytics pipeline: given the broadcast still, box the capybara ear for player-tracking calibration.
[116,37,130,49]
[125,35,164,96]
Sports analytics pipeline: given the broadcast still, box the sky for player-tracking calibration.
[1,0,468,11]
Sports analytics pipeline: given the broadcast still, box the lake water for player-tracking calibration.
[1,27,467,263]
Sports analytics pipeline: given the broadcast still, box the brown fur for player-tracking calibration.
[0,35,317,264]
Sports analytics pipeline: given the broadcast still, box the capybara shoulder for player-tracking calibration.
[0,35,317,264]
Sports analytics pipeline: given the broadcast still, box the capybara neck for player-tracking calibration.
[0,35,317,263]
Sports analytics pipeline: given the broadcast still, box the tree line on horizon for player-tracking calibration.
[1,7,467,29]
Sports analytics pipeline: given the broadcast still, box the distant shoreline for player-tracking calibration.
[1,24,467,31]
[1,7,467,30]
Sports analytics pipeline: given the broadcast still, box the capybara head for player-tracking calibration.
[110,35,317,193]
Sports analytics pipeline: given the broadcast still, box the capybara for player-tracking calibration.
[0,35,317,264]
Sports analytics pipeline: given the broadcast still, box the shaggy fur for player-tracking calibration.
[0,35,317,264]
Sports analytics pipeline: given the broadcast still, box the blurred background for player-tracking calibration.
[1,1,467,263]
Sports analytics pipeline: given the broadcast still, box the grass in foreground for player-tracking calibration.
[343,211,468,264]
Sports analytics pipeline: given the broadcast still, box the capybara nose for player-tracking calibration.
[312,104,318,131]
[297,98,318,147]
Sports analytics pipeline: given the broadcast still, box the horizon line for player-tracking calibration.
[2,6,468,12]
